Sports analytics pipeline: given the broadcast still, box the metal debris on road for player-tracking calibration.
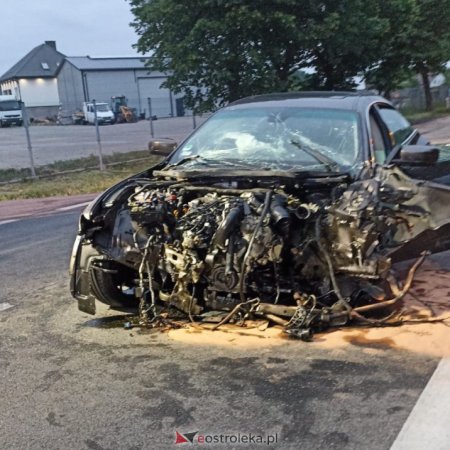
[0,303,15,312]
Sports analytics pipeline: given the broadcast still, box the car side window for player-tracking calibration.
[378,106,414,145]
[369,113,388,164]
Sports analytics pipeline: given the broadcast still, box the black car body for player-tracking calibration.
[70,92,450,338]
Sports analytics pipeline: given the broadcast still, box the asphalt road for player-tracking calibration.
[0,116,208,170]
[0,210,446,449]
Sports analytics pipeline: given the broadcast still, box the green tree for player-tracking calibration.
[129,0,450,110]
[129,0,309,112]
[363,0,417,98]
[364,0,450,109]
[129,0,390,105]
[409,0,450,110]
[303,0,388,90]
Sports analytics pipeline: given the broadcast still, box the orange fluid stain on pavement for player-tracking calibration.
[168,322,286,348]
[168,259,450,357]
[168,317,450,357]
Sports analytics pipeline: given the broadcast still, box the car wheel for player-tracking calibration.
[89,266,139,309]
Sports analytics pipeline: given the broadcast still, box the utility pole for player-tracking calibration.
[20,102,36,178]
[147,97,154,138]
[92,99,105,171]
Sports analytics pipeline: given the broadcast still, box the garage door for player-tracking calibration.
[137,77,173,118]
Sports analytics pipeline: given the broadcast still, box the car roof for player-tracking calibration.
[227,91,388,112]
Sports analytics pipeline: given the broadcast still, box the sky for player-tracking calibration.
[0,0,140,76]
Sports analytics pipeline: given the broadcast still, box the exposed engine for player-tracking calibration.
[78,166,443,340]
[110,185,326,313]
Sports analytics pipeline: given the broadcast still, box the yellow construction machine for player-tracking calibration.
[111,96,137,123]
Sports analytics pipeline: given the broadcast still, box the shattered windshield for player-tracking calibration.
[170,107,361,171]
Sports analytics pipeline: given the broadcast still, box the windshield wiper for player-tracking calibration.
[290,140,340,172]
[164,156,266,170]
[218,158,272,169]
[163,155,208,170]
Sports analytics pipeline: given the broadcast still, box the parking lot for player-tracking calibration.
[0,116,208,170]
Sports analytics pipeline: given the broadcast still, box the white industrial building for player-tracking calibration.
[0,41,184,120]
[0,41,64,118]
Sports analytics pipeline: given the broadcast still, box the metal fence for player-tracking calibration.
[391,84,449,110]
[0,111,211,179]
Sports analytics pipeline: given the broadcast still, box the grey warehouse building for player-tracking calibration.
[58,56,185,118]
[1,41,185,120]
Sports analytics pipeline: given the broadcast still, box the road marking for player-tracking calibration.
[56,202,90,212]
[0,237,61,257]
[0,219,19,226]
[391,357,450,449]
[0,302,14,312]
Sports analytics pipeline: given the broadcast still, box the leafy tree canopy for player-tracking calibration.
[409,0,450,109]
[129,0,450,111]
[364,0,450,108]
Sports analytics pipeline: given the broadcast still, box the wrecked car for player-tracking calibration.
[70,92,450,339]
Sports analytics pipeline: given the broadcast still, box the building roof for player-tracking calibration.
[0,42,65,82]
[65,56,150,71]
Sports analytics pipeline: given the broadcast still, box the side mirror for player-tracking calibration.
[400,145,440,165]
[148,138,177,156]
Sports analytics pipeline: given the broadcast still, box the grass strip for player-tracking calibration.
[0,150,159,183]
[0,151,162,201]
[402,105,450,124]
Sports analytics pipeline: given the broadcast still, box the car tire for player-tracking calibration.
[90,267,139,309]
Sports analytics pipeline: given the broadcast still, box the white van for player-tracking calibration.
[0,95,23,127]
[82,102,115,125]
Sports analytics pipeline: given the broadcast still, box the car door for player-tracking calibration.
[363,103,450,260]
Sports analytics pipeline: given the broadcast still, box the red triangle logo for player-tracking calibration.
[175,431,189,444]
